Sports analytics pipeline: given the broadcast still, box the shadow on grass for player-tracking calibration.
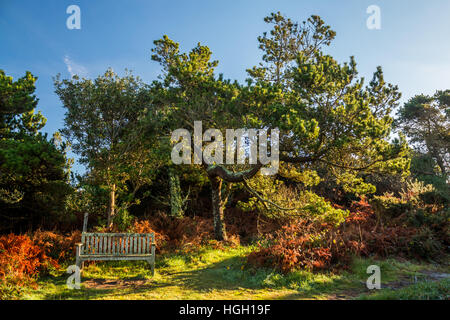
[154,255,361,298]
[35,250,368,300]
[38,273,175,300]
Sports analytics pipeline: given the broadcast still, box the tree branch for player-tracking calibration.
[242,179,296,211]
[206,164,262,182]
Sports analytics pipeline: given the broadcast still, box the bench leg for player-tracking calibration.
[147,257,155,276]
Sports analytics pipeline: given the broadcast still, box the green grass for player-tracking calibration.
[358,279,450,300]
[20,245,449,300]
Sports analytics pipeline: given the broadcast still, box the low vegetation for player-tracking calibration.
[16,245,449,300]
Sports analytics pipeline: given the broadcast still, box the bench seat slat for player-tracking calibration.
[130,235,134,254]
[139,236,142,254]
[130,235,133,254]
[80,233,154,256]
[77,232,155,276]
[99,235,103,253]
[79,254,152,257]
[90,235,94,254]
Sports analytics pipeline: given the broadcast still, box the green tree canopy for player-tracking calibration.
[149,13,409,240]
[396,90,449,178]
[54,69,162,228]
[0,70,72,232]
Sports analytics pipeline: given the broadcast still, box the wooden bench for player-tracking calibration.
[75,233,156,276]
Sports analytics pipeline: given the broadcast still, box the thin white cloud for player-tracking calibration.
[63,55,88,78]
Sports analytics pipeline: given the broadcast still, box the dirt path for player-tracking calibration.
[327,271,450,300]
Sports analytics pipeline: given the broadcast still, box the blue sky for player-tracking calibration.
[1,0,450,173]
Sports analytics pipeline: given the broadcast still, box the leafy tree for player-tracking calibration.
[151,36,261,240]
[54,69,161,228]
[0,70,39,137]
[237,173,348,226]
[150,13,409,241]
[243,13,409,195]
[0,70,72,232]
[243,13,409,233]
[247,12,336,89]
[396,90,449,178]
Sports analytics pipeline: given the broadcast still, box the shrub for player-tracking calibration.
[247,221,333,273]
[0,234,58,299]
[368,178,448,256]
[30,230,81,263]
[248,195,448,273]
[113,206,134,232]
[130,219,168,252]
[407,227,443,258]
[335,198,447,261]
[130,213,215,252]
[238,174,349,226]
[370,179,441,221]
[370,192,411,220]
[0,234,58,278]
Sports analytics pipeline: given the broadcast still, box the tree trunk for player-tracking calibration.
[210,176,227,241]
[82,212,89,233]
[427,141,447,177]
[434,154,447,177]
[169,168,184,218]
[107,184,116,229]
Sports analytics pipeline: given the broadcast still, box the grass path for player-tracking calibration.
[23,246,449,300]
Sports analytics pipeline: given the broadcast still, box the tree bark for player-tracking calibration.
[427,142,447,178]
[205,164,263,241]
[206,164,262,182]
[82,212,89,233]
[434,152,447,177]
[169,168,184,218]
[210,176,227,241]
[107,184,116,229]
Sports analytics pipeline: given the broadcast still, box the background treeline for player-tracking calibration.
[0,13,448,277]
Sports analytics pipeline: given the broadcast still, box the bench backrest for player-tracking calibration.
[80,233,155,255]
